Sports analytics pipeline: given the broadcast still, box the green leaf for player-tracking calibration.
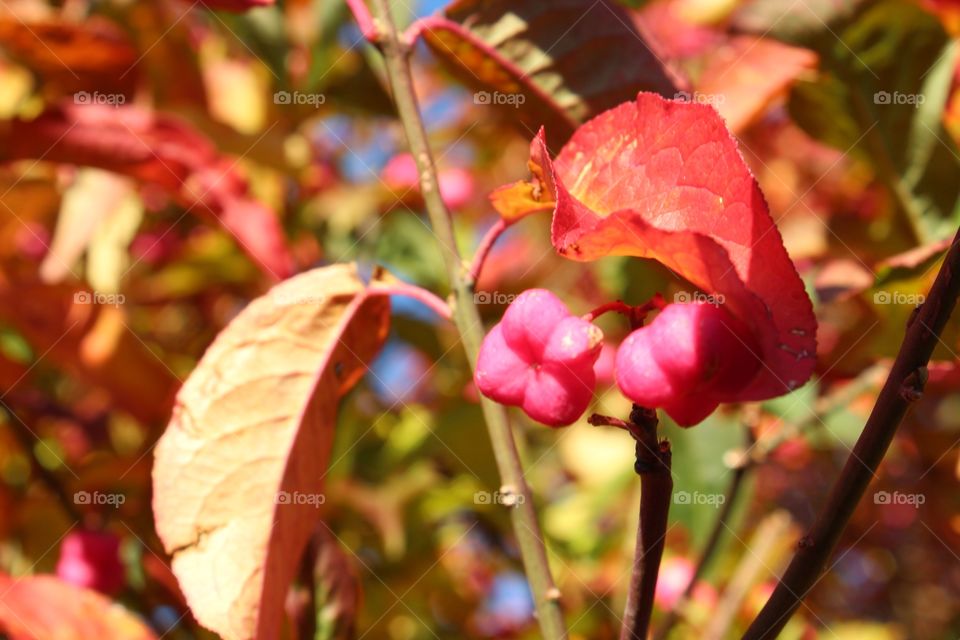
[787,1,960,243]
[422,0,678,146]
[732,0,866,45]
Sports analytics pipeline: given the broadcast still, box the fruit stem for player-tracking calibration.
[467,218,508,287]
[583,294,665,326]
[368,280,453,320]
[620,405,672,640]
[365,2,567,638]
[345,0,378,42]
[742,227,960,639]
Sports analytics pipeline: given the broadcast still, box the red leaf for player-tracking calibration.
[508,93,817,405]
[0,104,293,279]
[0,574,157,640]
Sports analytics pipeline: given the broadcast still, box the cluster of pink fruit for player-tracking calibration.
[474,289,762,427]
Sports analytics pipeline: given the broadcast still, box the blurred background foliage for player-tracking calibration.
[0,0,959,638]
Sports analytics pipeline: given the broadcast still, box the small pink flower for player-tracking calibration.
[56,530,126,595]
[475,289,603,426]
[615,301,761,426]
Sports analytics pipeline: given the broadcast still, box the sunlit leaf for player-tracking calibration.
[0,104,294,278]
[695,36,817,133]
[153,263,390,640]
[507,93,818,401]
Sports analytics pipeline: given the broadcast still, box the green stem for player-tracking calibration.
[366,2,567,637]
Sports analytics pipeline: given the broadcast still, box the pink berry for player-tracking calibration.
[615,301,761,426]
[381,153,474,209]
[475,289,603,426]
[56,530,126,595]
[438,167,474,209]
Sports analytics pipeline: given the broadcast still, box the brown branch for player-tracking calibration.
[620,406,672,640]
[743,228,960,639]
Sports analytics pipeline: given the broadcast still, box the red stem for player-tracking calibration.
[345,0,378,42]
[583,295,665,325]
[468,218,508,286]
[368,281,452,320]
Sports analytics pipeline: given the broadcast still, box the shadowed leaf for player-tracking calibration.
[423,0,680,146]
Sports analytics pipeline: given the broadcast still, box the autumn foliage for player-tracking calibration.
[1,0,960,639]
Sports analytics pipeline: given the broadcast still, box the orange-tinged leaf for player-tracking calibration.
[489,133,557,222]
[0,104,294,279]
[152,263,390,640]
[0,280,178,425]
[533,93,816,399]
[696,36,818,133]
[0,16,139,98]
[0,574,157,640]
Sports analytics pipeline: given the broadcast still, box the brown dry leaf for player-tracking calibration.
[152,263,391,640]
[0,574,157,640]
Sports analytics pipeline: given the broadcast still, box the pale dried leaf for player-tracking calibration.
[153,263,390,640]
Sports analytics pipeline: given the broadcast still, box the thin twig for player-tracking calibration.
[467,218,507,286]
[368,279,453,320]
[345,0,378,42]
[364,2,567,637]
[653,425,754,640]
[743,228,960,639]
[621,406,672,640]
[705,511,794,640]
